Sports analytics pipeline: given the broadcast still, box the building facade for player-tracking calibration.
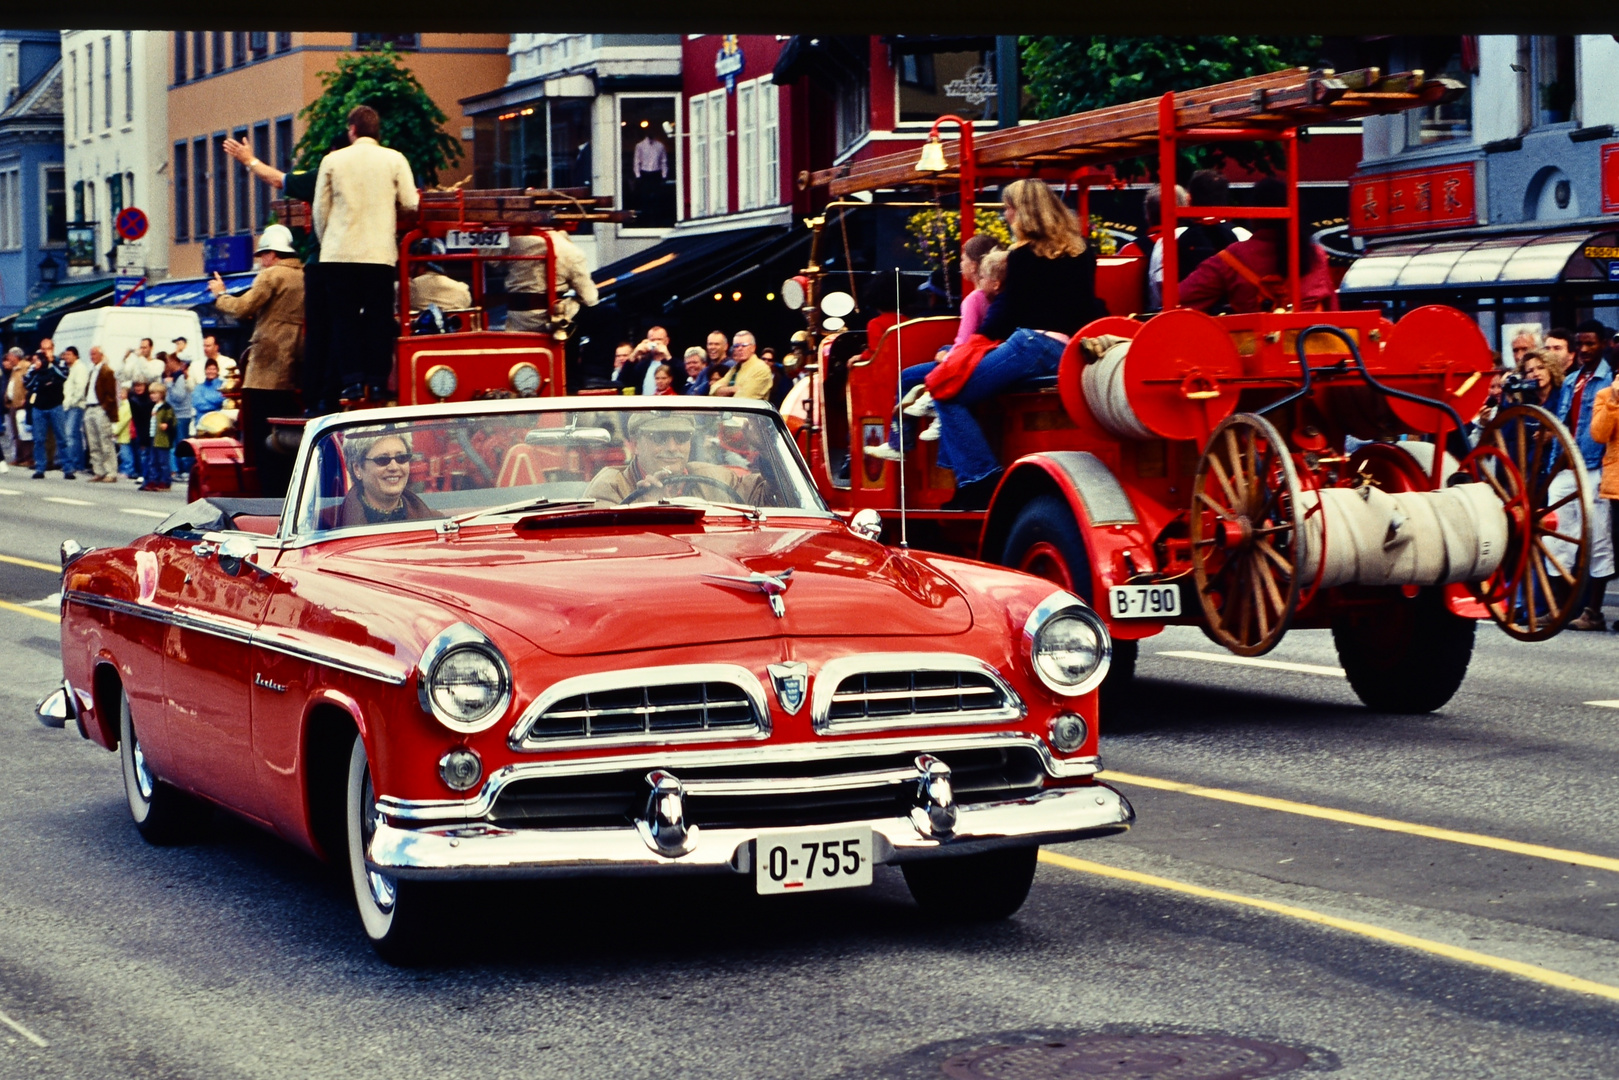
[166,32,509,279]
[1342,35,1619,349]
[60,29,171,285]
[0,31,64,322]
[461,33,683,271]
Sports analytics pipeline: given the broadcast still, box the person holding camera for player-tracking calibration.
[23,343,71,479]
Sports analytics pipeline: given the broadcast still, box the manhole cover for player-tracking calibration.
[941,1034,1310,1080]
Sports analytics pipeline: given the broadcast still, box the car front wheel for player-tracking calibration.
[901,845,1039,921]
[345,733,437,964]
[119,688,199,844]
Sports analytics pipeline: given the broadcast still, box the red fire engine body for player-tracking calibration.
[798,67,1591,713]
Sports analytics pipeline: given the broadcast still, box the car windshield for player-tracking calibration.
[291,404,830,536]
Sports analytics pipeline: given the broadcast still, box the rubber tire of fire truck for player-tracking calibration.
[1331,586,1476,714]
[119,687,204,845]
[999,494,1138,696]
[346,734,441,965]
[902,846,1040,922]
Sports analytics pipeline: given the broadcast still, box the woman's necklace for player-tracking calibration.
[360,489,403,515]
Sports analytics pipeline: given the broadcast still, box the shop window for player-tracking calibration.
[43,166,66,245]
[549,98,593,192]
[489,100,594,234]
[621,96,676,228]
[356,34,419,51]
[898,48,998,124]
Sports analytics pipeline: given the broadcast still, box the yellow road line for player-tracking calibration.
[1039,850,1619,1003]
[0,598,59,624]
[0,552,58,573]
[1105,771,1619,874]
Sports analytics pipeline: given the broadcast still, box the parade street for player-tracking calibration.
[2,476,1619,1079]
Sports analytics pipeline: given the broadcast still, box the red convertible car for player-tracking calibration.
[42,397,1132,961]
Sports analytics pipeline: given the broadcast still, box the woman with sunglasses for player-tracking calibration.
[337,432,443,527]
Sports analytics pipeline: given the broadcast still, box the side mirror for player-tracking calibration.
[850,508,883,542]
[218,535,261,577]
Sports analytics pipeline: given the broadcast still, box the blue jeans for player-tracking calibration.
[31,406,68,471]
[145,446,171,487]
[118,444,135,476]
[170,416,193,473]
[934,329,1065,485]
[63,406,86,472]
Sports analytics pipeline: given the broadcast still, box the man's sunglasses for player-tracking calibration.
[366,453,414,467]
[642,431,693,445]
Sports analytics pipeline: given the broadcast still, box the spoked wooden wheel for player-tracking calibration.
[1190,412,1305,657]
[1460,403,1590,641]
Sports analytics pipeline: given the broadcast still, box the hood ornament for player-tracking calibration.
[703,568,793,617]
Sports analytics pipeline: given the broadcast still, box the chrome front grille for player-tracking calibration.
[811,653,1024,733]
[511,664,770,751]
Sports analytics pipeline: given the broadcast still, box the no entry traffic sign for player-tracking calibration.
[116,207,148,242]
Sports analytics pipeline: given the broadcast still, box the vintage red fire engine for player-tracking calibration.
[794,66,1592,713]
[43,397,1131,961]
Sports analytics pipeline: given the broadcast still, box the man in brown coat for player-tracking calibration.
[209,223,305,497]
[83,346,120,481]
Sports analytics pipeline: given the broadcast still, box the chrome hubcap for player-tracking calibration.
[360,772,397,912]
[131,737,154,800]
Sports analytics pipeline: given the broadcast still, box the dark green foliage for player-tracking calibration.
[1018,36,1323,178]
[294,44,461,185]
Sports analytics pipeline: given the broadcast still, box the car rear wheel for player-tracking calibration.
[119,688,200,844]
[901,845,1039,921]
[346,733,437,964]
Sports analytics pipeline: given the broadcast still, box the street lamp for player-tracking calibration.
[37,254,59,287]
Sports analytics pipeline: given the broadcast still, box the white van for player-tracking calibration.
[52,307,203,383]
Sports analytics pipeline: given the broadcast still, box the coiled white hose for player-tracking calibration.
[1081,339,1155,440]
[1298,483,1507,589]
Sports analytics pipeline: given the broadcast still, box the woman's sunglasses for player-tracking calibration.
[366,453,413,467]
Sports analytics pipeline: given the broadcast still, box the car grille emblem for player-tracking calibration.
[702,569,793,618]
[768,662,809,715]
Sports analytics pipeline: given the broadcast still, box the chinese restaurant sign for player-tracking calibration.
[1348,164,1478,237]
[1602,144,1619,215]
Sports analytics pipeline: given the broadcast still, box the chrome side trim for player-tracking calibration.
[368,782,1136,881]
[810,652,1025,734]
[508,663,771,752]
[62,590,411,686]
[377,731,1097,823]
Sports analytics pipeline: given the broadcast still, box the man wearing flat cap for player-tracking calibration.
[584,411,767,504]
[209,223,305,496]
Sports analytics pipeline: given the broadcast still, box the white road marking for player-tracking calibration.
[119,508,171,518]
[27,592,60,609]
[0,1006,48,1048]
[1155,650,1346,678]
[0,487,20,495]
[41,497,93,507]
[1585,700,1619,709]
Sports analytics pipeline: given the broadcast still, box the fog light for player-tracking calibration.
[438,748,483,792]
[1049,713,1089,753]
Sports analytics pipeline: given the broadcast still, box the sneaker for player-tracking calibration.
[31,471,43,479]
[903,391,937,418]
[918,421,942,442]
[866,444,905,462]
[62,472,76,480]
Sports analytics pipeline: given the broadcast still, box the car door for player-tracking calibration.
[159,531,275,824]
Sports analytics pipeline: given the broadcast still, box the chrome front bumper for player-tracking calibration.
[368,782,1134,881]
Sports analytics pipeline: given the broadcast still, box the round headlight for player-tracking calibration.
[1024,592,1111,696]
[425,364,458,400]
[509,362,543,397]
[417,623,512,733]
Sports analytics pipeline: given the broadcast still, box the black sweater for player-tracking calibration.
[978,244,1103,340]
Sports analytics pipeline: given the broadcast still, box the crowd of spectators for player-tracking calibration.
[605,323,811,409]
[1,333,238,492]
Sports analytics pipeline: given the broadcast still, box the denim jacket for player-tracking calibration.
[1554,358,1614,471]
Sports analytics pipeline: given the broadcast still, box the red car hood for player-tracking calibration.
[318,521,973,655]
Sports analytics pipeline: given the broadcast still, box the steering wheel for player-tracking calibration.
[627,471,746,504]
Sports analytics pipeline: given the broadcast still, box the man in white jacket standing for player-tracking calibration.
[311,105,418,413]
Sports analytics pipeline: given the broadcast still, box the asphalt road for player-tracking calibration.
[3,473,1619,1079]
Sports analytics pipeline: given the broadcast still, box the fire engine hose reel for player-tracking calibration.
[1077,310,1245,442]
[1299,483,1508,590]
